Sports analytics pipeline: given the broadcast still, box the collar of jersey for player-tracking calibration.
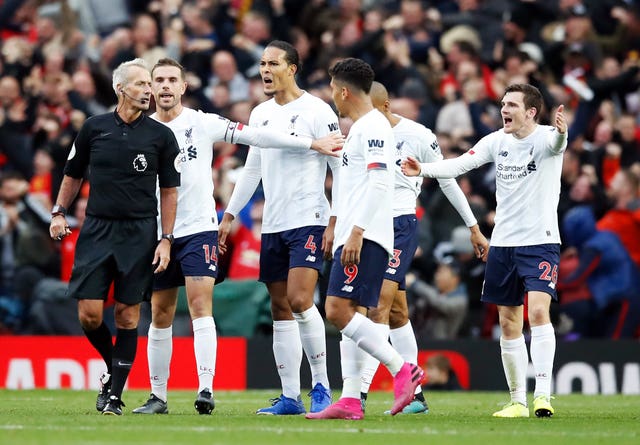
[113,110,145,128]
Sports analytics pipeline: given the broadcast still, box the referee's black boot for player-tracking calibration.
[96,372,111,412]
[102,395,125,416]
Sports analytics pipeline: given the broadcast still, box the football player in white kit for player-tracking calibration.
[306,58,424,421]
[218,41,340,415]
[132,58,343,415]
[403,84,567,418]
[358,81,489,414]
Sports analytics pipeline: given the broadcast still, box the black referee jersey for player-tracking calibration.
[64,111,180,219]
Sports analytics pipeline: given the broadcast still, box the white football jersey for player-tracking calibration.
[225,92,341,233]
[420,125,567,246]
[152,107,316,238]
[152,108,220,237]
[392,117,441,216]
[334,109,395,255]
[393,116,476,226]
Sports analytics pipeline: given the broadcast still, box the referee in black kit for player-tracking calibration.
[48,58,180,416]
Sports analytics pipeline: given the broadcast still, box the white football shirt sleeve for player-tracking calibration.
[202,111,313,149]
[437,178,478,227]
[232,122,313,149]
[224,148,261,217]
[547,127,568,154]
[420,135,494,178]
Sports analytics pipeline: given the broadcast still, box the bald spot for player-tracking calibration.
[370,81,389,109]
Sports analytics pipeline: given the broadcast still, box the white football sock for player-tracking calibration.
[341,313,403,376]
[340,335,365,399]
[500,335,529,406]
[359,322,389,394]
[389,321,422,395]
[530,323,555,399]
[273,320,302,399]
[293,305,329,388]
[193,316,216,393]
[147,325,172,402]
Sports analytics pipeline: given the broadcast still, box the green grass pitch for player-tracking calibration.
[0,390,638,445]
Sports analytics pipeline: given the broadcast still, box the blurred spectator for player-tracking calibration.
[225,198,264,281]
[423,353,462,391]
[0,170,58,332]
[178,1,225,84]
[613,114,640,168]
[71,70,108,116]
[231,9,273,77]
[557,246,593,340]
[205,50,250,104]
[559,205,640,338]
[111,13,167,70]
[597,168,640,268]
[564,164,609,220]
[408,258,469,339]
[0,73,36,178]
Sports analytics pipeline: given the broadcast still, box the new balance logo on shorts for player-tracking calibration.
[341,285,353,293]
[386,267,397,275]
[305,255,317,262]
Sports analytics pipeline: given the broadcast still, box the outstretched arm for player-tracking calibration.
[230,123,344,157]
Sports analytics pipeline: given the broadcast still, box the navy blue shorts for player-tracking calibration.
[481,244,560,306]
[384,214,418,290]
[326,239,389,308]
[259,226,325,283]
[154,231,219,290]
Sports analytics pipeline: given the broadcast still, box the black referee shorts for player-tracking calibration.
[68,215,158,305]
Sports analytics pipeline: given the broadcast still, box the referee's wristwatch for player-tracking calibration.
[51,204,66,218]
[161,233,175,244]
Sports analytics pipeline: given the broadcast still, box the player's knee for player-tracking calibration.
[270,299,292,320]
[288,293,313,313]
[113,304,140,329]
[186,294,211,318]
[151,306,175,327]
[388,307,408,329]
[324,306,341,327]
[78,311,102,331]
[528,305,550,325]
[368,306,388,324]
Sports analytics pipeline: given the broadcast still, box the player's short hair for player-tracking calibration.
[505,83,544,121]
[152,58,186,80]
[112,58,149,94]
[266,40,301,71]
[329,58,375,94]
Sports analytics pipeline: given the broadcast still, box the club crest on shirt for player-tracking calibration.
[289,114,299,130]
[262,120,269,126]
[133,153,148,172]
[185,127,193,145]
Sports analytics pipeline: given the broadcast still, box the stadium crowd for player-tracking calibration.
[0,0,638,339]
